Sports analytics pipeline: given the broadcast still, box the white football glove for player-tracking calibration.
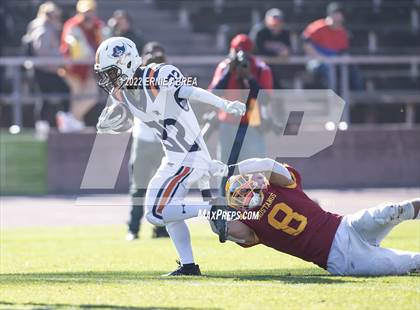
[198,172,211,191]
[97,102,134,134]
[223,100,246,116]
[209,159,228,177]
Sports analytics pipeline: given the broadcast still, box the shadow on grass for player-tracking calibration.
[0,268,361,285]
[0,301,215,310]
[205,269,353,284]
[207,269,420,283]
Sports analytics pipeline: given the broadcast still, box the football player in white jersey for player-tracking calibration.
[94,37,242,275]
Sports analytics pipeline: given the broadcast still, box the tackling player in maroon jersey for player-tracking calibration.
[217,158,420,275]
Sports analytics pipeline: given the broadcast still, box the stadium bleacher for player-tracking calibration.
[0,0,419,127]
[185,0,420,54]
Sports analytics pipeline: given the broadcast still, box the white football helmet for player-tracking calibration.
[94,37,141,94]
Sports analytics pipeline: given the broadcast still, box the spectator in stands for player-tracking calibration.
[60,0,104,132]
[22,1,70,131]
[250,8,291,89]
[0,3,6,50]
[0,4,7,93]
[126,42,167,241]
[302,2,363,90]
[107,10,144,53]
[250,8,290,57]
[209,34,274,194]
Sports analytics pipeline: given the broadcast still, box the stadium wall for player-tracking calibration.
[279,127,420,189]
[47,132,131,194]
[46,127,420,194]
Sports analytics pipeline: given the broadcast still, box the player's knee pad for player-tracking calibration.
[145,211,165,227]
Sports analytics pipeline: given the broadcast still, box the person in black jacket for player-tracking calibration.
[0,4,7,93]
[250,8,290,57]
[23,1,70,128]
[107,10,144,53]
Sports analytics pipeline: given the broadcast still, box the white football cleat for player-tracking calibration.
[125,232,139,241]
[56,112,85,133]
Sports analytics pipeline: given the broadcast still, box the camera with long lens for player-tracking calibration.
[235,50,250,69]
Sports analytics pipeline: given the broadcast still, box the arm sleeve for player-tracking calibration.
[59,21,70,55]
[178,85,227,110]
[302,21,322,45]
[260,66,273,90]
[302,23,313,41]
[209,61,230,90]
[232,158,292,180]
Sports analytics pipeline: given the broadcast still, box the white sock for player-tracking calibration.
[166,221,194,265]
[162,199,212,223]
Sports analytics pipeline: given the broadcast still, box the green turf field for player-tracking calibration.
[1,221,419,309]
[0,132,47,195]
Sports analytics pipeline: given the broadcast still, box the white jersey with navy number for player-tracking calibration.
[121,63,211,169]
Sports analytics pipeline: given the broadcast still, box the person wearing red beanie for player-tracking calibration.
[209,34,274,195]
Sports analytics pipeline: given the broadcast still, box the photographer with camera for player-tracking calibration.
[209,34,275,195]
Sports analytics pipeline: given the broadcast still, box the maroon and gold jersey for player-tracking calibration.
[239,165,342,269]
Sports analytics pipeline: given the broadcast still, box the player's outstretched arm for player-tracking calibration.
[178,85,246,116]
[208,216,258,245]
[227,221,260,246]
[232,158,294,187]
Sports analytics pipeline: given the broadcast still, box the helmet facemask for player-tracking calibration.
[226,173,267,209]
[94,64,129,94]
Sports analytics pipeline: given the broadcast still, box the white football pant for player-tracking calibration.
[144,160,212,265]
[327,200,420,275]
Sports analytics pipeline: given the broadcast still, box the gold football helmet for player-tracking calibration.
[225,173,267,209]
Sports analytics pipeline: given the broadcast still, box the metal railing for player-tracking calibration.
[1,55,420,127]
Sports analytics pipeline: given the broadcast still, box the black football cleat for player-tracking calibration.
[152,226,170,238]
[163,261,202,276]
[209,198,228,243]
